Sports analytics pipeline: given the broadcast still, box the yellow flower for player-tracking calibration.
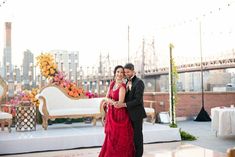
[50,68,55,75]
[53,64,57,69]
[37,53,58,78]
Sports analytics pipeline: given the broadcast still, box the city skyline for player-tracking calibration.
[0,0,235,67]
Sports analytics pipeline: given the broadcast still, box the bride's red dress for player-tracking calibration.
[99,81,135,157]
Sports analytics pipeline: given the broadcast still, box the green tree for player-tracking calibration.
[169,43,178,128]
[168,44,197,141]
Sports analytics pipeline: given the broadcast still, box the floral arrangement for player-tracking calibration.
[36,53,57,79]
[52,71,84,97]
[7,89,40,106]
[36,53,84,98]
[4,88,40,116]
[28,88,40,107]
[85,91,97,98]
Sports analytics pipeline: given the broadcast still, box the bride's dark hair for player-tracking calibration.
[113,65,124,80]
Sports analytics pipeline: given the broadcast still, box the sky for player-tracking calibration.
[0,0,235,67]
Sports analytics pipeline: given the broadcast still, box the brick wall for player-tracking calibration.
[144,92,235,117]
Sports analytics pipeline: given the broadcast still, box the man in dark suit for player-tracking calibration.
[115,63,147,157]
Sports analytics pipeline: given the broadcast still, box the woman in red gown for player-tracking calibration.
[99,65,135,157]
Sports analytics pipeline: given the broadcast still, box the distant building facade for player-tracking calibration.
[22,49,34,88]
[2,22,12,80]
[53,50,79,82]
[144,68,235,92]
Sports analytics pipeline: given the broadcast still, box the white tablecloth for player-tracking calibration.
[211,107,235,136]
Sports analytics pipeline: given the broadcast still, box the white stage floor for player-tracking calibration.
[0,122,181,155]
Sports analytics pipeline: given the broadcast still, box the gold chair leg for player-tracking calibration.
[42,116,48,130]
[227,148,235,157]
[101,116,105,126]
[42,116,45,129]
[8,119,12,133]
[1,122,4,131]
[151,114,156,124]
[92,118,97,126]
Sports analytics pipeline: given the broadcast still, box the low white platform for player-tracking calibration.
[0,122,181,155]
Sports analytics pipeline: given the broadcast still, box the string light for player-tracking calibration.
[0,0,7,7]
[158,1,235,30]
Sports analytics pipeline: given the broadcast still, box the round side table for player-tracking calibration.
[15,102,36,132]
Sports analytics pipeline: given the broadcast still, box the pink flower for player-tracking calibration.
[85,91,95,98]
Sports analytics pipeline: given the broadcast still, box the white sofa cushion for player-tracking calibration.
[49,108,101,116]
[144,107,155,113]
[36,86,104,116]
[0,111,12,119]
[37,86,79,111]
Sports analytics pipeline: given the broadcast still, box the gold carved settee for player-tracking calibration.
[36,85,104,130]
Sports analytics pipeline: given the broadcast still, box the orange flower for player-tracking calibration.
[77,88,83,94]
[74,92,78,97]
[68,91,74,96]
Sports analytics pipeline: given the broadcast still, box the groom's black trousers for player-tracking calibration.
[131,119,144,157]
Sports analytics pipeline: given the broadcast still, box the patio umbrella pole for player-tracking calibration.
[195,21,211,121]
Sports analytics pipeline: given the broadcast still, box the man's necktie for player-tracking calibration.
[127,80,132,91]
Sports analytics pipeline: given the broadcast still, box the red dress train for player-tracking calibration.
[99,82,135,157]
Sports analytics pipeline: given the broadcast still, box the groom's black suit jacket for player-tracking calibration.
[125,75,147,122]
